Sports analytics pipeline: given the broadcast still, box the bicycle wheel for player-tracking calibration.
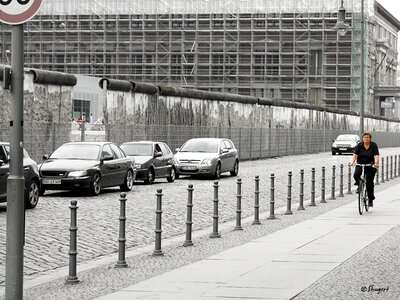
[363,183,369,212]
[358,180,365,215]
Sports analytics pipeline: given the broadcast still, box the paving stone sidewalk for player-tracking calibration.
[1,178,399,300]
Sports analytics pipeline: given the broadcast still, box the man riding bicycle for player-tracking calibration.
[349,131,380,207]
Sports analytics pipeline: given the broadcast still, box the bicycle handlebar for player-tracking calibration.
[351,163,376,168]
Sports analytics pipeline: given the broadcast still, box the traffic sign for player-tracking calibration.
[0,0,42,25]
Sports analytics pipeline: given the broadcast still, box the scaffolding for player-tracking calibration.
[0,0,396,112]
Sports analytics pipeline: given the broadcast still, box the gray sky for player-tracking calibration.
[377,0,400,21]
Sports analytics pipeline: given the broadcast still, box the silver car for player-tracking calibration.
[175,138,239,179]
[331,134,360,155]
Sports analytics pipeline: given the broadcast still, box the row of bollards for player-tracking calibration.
[65,155,400,283]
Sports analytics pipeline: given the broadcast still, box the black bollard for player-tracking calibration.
[310,168,316,206]
[381,157,385,183]
[395,155,397,178]
[210,181,221,238]
[253,176,261,225]
[115,193,128,268]
[298,170,305,210]
[284,172,293,215]
[339,164,344,197]
[386,157,389,181]
[183,184,194,247]
[321,166,326,203]
[390,156,393,179]
[153,189,163,256]
[235,178,243,230]
[347,164,352,194]
[267,174,276,220]
[66,200,79,284]
[330,166,336,200]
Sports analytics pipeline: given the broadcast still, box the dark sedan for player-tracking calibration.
[120,141,176,184]
[39,142,136,195]
[0,142,40,209]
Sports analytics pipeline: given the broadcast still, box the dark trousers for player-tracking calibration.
[354,166,376,201]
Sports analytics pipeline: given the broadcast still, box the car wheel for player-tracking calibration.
[90,173,101,195]
[25,179,39,209]
[120,169,134,191]
[167,167,176,182]
[214,163,221,179]
[230,160,239,176]
[144,169,155,184]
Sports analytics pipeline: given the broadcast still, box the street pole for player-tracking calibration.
[5,24,25,300]
[360,0,365,137]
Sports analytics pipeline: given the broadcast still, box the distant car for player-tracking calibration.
[331,134,360,155]
[39,142,136,195]
[120,141,176,184]
[0,142,40,209]
[174,138,239,179]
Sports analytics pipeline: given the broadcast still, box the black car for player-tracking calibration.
[39,142,136,195]
[0,142,40,209]
[120,141,176,184]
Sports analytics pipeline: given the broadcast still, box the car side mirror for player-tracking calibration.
[102,154,114,161]
[221,149,229,154]
[154,152,162,158]
[175,148,180,152]
[43,154,49,160]
[332,139,335,142]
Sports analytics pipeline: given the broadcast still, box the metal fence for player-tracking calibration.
[108,124,400,160]
[1,122,400,162]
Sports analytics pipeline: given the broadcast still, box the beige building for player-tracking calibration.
[0,0,399,116]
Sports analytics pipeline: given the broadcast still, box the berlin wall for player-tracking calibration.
[0,66,77,161]
[99,78,400,158]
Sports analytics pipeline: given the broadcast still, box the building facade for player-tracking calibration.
[0,0,399,115]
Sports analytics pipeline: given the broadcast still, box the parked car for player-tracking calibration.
[120,141,176,184]
[39,142,136,195]
[0,142,40,209]
[331,134,360,155]
[174,138,239,179]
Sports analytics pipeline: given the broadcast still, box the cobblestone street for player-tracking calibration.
[0,148,399,286]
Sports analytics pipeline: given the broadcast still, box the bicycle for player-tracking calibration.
[352,163,375,215]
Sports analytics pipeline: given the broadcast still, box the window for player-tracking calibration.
[110,144,124,159]
[310,50,322,75]
[159,143,170,155]
[72,99,90,121]
[223,140,233,149]
[102,145,113,159]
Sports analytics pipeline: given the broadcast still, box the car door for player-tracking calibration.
[152,143,165,177]
[158,143,172,177]
[100,144,118,187]
[0,146,9,200]
[219,140,231,172]
[223,140,236,170]
[110,143,128,184]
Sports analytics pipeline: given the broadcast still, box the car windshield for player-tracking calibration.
[180,140,219,153]
[120,143,153,156]
[337,135,358,141]
[50,144,100,160]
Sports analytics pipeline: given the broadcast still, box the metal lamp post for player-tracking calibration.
[334,0,365,138]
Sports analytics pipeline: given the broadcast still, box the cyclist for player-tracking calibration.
[349,131,380,207]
